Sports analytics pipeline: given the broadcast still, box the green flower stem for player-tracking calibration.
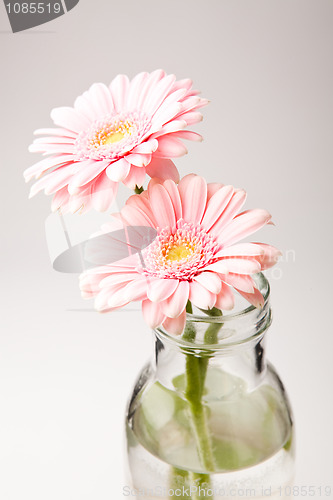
[180,304,223,497]
[190,472,211,500]
[197,307,223,389]
[182,315,221,473]
[134,185,144,194]
[185,357,215,472]
[169,467,190,498]
[169,468,209,500]
[168,303,223,498]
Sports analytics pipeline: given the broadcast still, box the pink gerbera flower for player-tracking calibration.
[24,70,207,213]
[80,175,281,335]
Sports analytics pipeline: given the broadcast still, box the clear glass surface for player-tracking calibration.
[125,274,295,499]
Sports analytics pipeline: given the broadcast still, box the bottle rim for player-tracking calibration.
[155,273,271,351]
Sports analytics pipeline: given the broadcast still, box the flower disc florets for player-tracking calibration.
[74,112,152,161]
[141,220,219,280]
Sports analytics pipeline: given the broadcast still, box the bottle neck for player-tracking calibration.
[153,331,268,397]
[153,273,272,396]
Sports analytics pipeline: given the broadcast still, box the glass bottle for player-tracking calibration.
[125,274,295,500]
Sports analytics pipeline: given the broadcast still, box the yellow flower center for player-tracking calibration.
[103,130,126,145]
[143,221,219,280]
[75,112,152,161]
[166,243,194,262]
[91,119,135,149]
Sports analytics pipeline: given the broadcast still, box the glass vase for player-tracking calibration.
[125,274,295,499]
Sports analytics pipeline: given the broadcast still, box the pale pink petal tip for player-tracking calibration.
[142,300,165,329]
[162,310,187,335]
[237,287,265,309]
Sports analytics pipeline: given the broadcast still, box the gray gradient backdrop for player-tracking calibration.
[1,1,333,499]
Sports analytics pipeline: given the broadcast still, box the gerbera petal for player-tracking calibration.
[215,283,235,310]
[126,153,152,167]
[176,97,202,117]
[210,190,247,235]
[172,131,203,142]
[120,278,148,302]
[236,287,265,308]
[106,158,131,182]
[86,258,138,275]
[122,165,147,190]
[68,159,111,192]
[143,73,177,115]
[29,143,75,154]
[32,136,75,145]
[177,173,197,191]
[137,69,166,110]
[109,74,130,113]
[219,209,272,247]
[189,281,216,310]
[80,272,107,297]
[160,281,190,318]
[251,243,282,270]
[51,186,70,212]
[142,299,166,329]
[179,175,207,224]
[145,158,179,182]
[95,289,120,312]
[162,179,182,221]
[148,88,186,123]
[193,272,222,294]
[149,120,187,139]
[34,128,77,139]
[120,204,156,227]
[149,183,176,228]
[51,106,91,133]
[45,168,79,196]
[223,274,255,294]
[106,287,131,309]
[131,139,158,155]
[162,309,186,336]
[29,164,77,197]
[221,258,261,275]
[74,93,98,122]
[177,96,209,115]
[68,185,91,214]
[147,278,179,302]
[207,182,224,201]
[204,261,229,274]
[107,277,148,308]
[154,136,188,158]
[100,272,139,288]
[90,173,117,212]
[24,155,73,182]
[126,72,149,110]
[169,78,193,94]
[126,192,156,220]
[150,102,183,131]
[179,111,203,125]
[215,243,264,259]
[88,83,114,116]
[201,185,234,230]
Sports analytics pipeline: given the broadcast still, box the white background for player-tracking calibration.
[1,1,332,498]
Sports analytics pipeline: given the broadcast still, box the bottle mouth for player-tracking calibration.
[187,272,270,323]
[155,273,271,352]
